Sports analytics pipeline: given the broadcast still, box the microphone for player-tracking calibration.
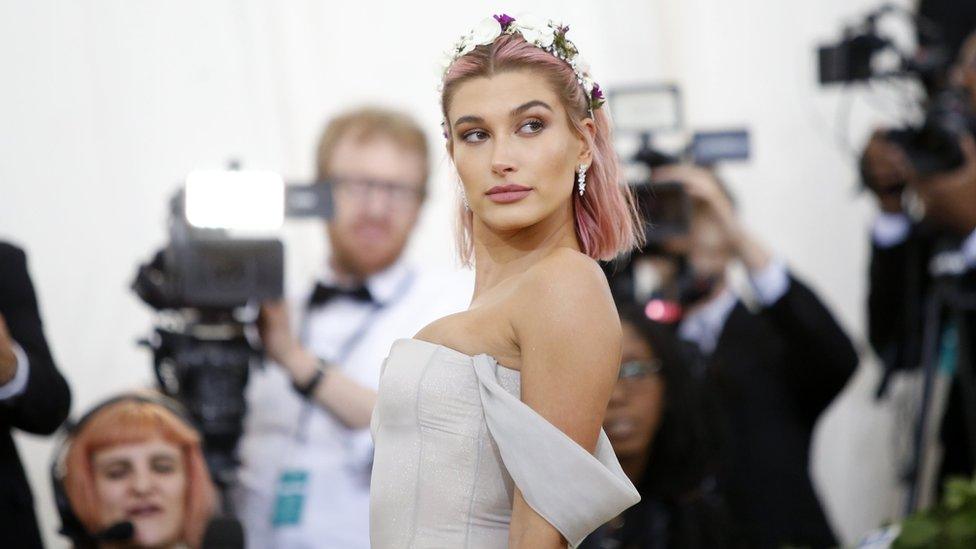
[201,516,245,549]
[95,521,134,541]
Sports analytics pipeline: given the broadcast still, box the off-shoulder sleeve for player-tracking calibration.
[472,354,640,548]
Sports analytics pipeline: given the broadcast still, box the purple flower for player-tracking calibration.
[493,14,515,31]
[591,83,605,101]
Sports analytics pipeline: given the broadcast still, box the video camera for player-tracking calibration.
[604,84,750,316]
[818,3,976,177]
[132,167,332,487]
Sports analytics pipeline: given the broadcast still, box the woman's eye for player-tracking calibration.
[104,467,129,480]
[519,119,545,134]
[152,458,178,474]
[461,130,489,143]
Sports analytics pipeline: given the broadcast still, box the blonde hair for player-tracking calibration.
[316,106,430,195]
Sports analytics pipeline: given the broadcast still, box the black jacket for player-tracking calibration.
[0,242,72,548]
[868,226,976,485]
[705,275,858,549]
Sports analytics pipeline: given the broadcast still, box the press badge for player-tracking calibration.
[272,469,309,527]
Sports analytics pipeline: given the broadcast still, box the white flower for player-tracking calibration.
[512,13,554,48]
[438,49,456,76]
[469,16,502,47]
[582,75,595,95]
[458,39,477,57]
[575,56,592,77]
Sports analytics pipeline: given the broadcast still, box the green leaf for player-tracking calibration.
[895,515,941,547]
[942,477,976,510]
[945,513,976,541]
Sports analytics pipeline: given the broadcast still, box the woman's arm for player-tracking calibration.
[507,250,623,548]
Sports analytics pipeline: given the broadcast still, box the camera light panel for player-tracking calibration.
[185,170,285,231]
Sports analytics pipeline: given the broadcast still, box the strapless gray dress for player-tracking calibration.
[369,338,640,548]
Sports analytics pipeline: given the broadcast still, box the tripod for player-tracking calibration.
[905,269,976,513]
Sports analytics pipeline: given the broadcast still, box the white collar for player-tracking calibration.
[318,258,412,305]
[678,288,738,355]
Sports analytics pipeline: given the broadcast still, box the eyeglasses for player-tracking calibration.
[618,359,662,381]
[329,176,425,208]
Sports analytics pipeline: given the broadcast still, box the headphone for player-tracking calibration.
[50,391,195,547]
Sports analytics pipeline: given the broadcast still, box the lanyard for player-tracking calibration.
[293,268,416,441]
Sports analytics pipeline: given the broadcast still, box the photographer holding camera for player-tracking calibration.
[232,107,471,548]
[648,165,858,549]
[862,29,976,505]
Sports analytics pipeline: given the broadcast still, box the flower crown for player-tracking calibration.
[440,13,605,114]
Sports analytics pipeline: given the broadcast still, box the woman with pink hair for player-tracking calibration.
[60,395,218,548]
[370,13,642,548]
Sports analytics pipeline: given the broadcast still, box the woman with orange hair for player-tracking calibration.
[60,394,217,548]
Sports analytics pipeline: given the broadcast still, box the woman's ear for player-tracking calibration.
[577,117,597,166]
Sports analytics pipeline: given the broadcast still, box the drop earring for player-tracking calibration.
[577,164,588,196]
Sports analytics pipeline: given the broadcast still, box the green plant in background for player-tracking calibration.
[894,475,976,549]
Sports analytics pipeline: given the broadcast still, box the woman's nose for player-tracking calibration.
[130,468,154,494]
[490,138,518,177]
[608,382,627,407]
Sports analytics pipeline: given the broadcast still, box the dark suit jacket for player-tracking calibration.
[0,242,72,548]
[706,275,858,549]
[868,226,976,485]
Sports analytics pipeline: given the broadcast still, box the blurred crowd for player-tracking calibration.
[3,1,976,549]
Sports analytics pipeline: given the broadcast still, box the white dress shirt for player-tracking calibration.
[0,343,30,400]
[870,212,976,270]
[234,258,472,549]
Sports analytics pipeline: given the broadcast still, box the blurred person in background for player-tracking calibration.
[233,106,470,548]
[0,241,72,548]
[862,28,976,501]
[58,393,217,548]
[647,165,858,548]
[582,304,731,549]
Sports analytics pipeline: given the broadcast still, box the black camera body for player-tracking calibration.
[602,84,750,314]
[132,172,332,488]
[887,89,976,177]
[817,4,971,178]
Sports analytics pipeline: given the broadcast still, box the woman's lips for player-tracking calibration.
[605,418,636,439]
[127,503,163,518]
[486,184,532,204]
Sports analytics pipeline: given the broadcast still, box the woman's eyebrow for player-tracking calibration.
[511,100,553,116]
[452,100,553,129]
[452,115,485,129]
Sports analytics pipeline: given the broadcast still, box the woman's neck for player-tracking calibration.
[618,452,650,485]
[470,204,579,301]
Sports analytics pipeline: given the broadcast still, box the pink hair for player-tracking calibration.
[64,400,217,548]
[441,33,643,264]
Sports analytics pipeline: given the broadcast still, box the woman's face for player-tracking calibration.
[604,321,665,460]
[447,70,589,233]
[92,437,187,548]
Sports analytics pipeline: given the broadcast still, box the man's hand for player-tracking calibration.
[652,164,770,271]
[0,314,19,385]
[861,129,914,214]
[913,134,976,236]
[653,163,737,231]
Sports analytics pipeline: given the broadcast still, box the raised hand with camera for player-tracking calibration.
[913,133,976,239]
[651,163,772,275]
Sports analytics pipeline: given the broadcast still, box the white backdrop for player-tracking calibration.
[0,0,918,546]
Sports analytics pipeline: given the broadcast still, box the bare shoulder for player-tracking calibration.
[511,248,621,357]
[516,248,616,316]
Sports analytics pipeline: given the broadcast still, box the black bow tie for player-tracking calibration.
[308,282,374,307]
